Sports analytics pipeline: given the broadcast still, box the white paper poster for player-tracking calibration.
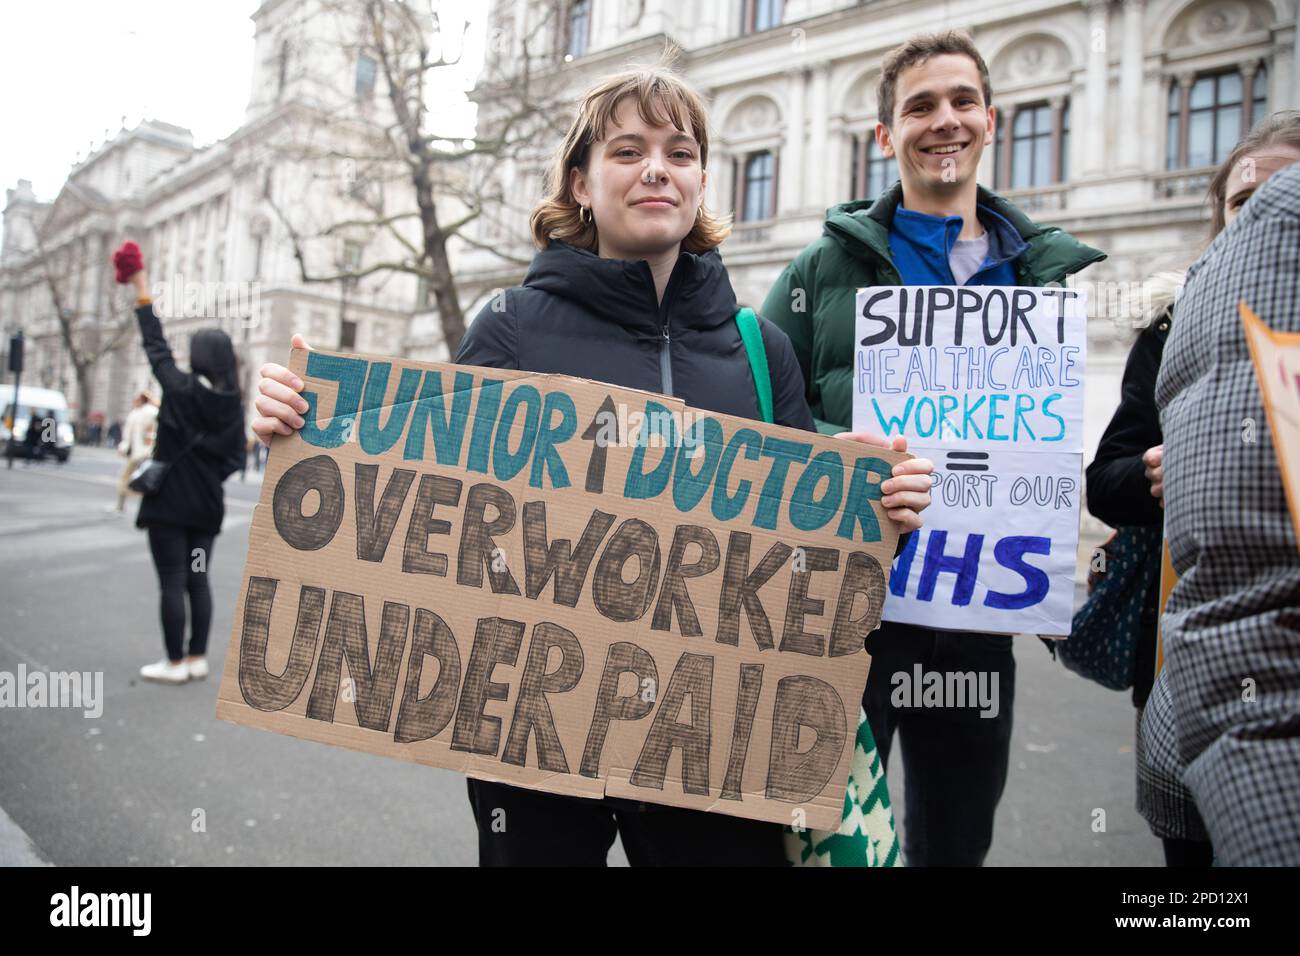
[853,285,1088,635]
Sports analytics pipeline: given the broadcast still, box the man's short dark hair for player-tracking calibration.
[877,31,993,128]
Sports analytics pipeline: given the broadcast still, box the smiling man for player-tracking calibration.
[763,31,1105,866]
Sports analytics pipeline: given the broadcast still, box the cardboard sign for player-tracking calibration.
[217,349,906,829]
[1241,303,1300,557]
[852,286,1088,635]
[1155,537,1176,678]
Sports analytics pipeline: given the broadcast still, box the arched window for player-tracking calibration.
[1013,104,1052,188]
[850,133,898,200]
[1167,64,1269,170]
[565,0,590,60]
[741,0,784,35]
[739,151,776,222]
[355,54,377,98]
[995,100,1070,189]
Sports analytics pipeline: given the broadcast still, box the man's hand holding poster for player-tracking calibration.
[854,285,1089,635]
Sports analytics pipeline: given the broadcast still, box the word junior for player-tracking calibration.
[295,353,893,542]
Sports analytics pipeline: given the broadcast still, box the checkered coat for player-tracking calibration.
[1152,163,1300,865]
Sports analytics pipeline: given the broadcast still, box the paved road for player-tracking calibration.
[0,447,1161,866]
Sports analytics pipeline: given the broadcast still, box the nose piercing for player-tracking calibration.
[641,161,657,184]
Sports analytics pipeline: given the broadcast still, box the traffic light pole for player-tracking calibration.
[6,330,23,470]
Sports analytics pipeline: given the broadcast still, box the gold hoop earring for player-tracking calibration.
[579,205,592,226]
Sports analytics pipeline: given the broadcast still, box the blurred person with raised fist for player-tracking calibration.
[113,242,246,686]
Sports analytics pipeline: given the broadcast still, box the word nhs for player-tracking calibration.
[891,529,1051,610]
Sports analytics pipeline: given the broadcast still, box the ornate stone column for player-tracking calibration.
[1176,71,1195,168]
[1240,59,1259,136]
[808,60,831,209]
[1118,0,1144,170]
[1083,0,1111,176]
[780,67,807,213]
[999,104,1017,189]
[1050,96,1066,181]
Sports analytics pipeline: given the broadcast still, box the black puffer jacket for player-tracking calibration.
[1086,312,1171,530]
[455,241,816,432]
[1084,305,1172,709]
[135,303,246,534]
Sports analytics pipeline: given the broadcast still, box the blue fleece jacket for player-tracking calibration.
[888,204,1026,286]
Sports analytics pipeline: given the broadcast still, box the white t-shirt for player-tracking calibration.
[949,232,990,285]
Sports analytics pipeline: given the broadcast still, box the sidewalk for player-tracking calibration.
[0,804,52,867]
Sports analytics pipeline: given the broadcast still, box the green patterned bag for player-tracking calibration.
[734,308,902,868]
[784,707,900,867]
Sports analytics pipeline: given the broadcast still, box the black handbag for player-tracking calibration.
[128,431,205,495]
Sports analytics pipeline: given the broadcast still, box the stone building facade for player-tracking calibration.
[0,0,427,434]
[3,0,1294,532]
[458,0,1299,538]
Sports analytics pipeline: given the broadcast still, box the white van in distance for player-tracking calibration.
[1,384,77,461]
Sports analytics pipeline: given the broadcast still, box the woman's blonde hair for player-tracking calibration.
[529,66,730,253]
[1207,110,1300,237]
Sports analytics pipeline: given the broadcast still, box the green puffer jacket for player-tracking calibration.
[761,182,1107,433]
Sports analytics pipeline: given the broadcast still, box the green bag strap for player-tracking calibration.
[734,307,774,425]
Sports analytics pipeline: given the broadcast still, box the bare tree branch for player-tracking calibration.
[452,230,535,267]
[23,214,134,432]
[267,0,570,354]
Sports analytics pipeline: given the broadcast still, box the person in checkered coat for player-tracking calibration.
[1150,160,1300,865]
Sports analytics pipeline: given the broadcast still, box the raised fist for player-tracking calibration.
[112,241,144,284]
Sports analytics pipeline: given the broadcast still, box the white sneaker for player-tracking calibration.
[186,658,209,680]
[140,659,189,684]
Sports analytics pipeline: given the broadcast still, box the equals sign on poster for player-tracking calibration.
[945,452,989,471]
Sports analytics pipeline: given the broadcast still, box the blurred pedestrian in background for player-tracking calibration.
[22,410,43,462]
[113,391,158,514]
[113,241,246,686]
[40,409,60,462]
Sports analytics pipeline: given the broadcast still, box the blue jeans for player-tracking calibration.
[863,621,1016,866]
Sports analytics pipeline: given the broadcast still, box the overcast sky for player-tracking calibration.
[0,1,486,203]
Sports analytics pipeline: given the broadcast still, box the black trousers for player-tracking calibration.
[146,525,216,662]
[1162,837,1214,867]
[467,779,788,867]
[863,621,1016,867]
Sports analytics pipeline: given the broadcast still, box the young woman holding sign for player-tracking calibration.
[252,64,934,866]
